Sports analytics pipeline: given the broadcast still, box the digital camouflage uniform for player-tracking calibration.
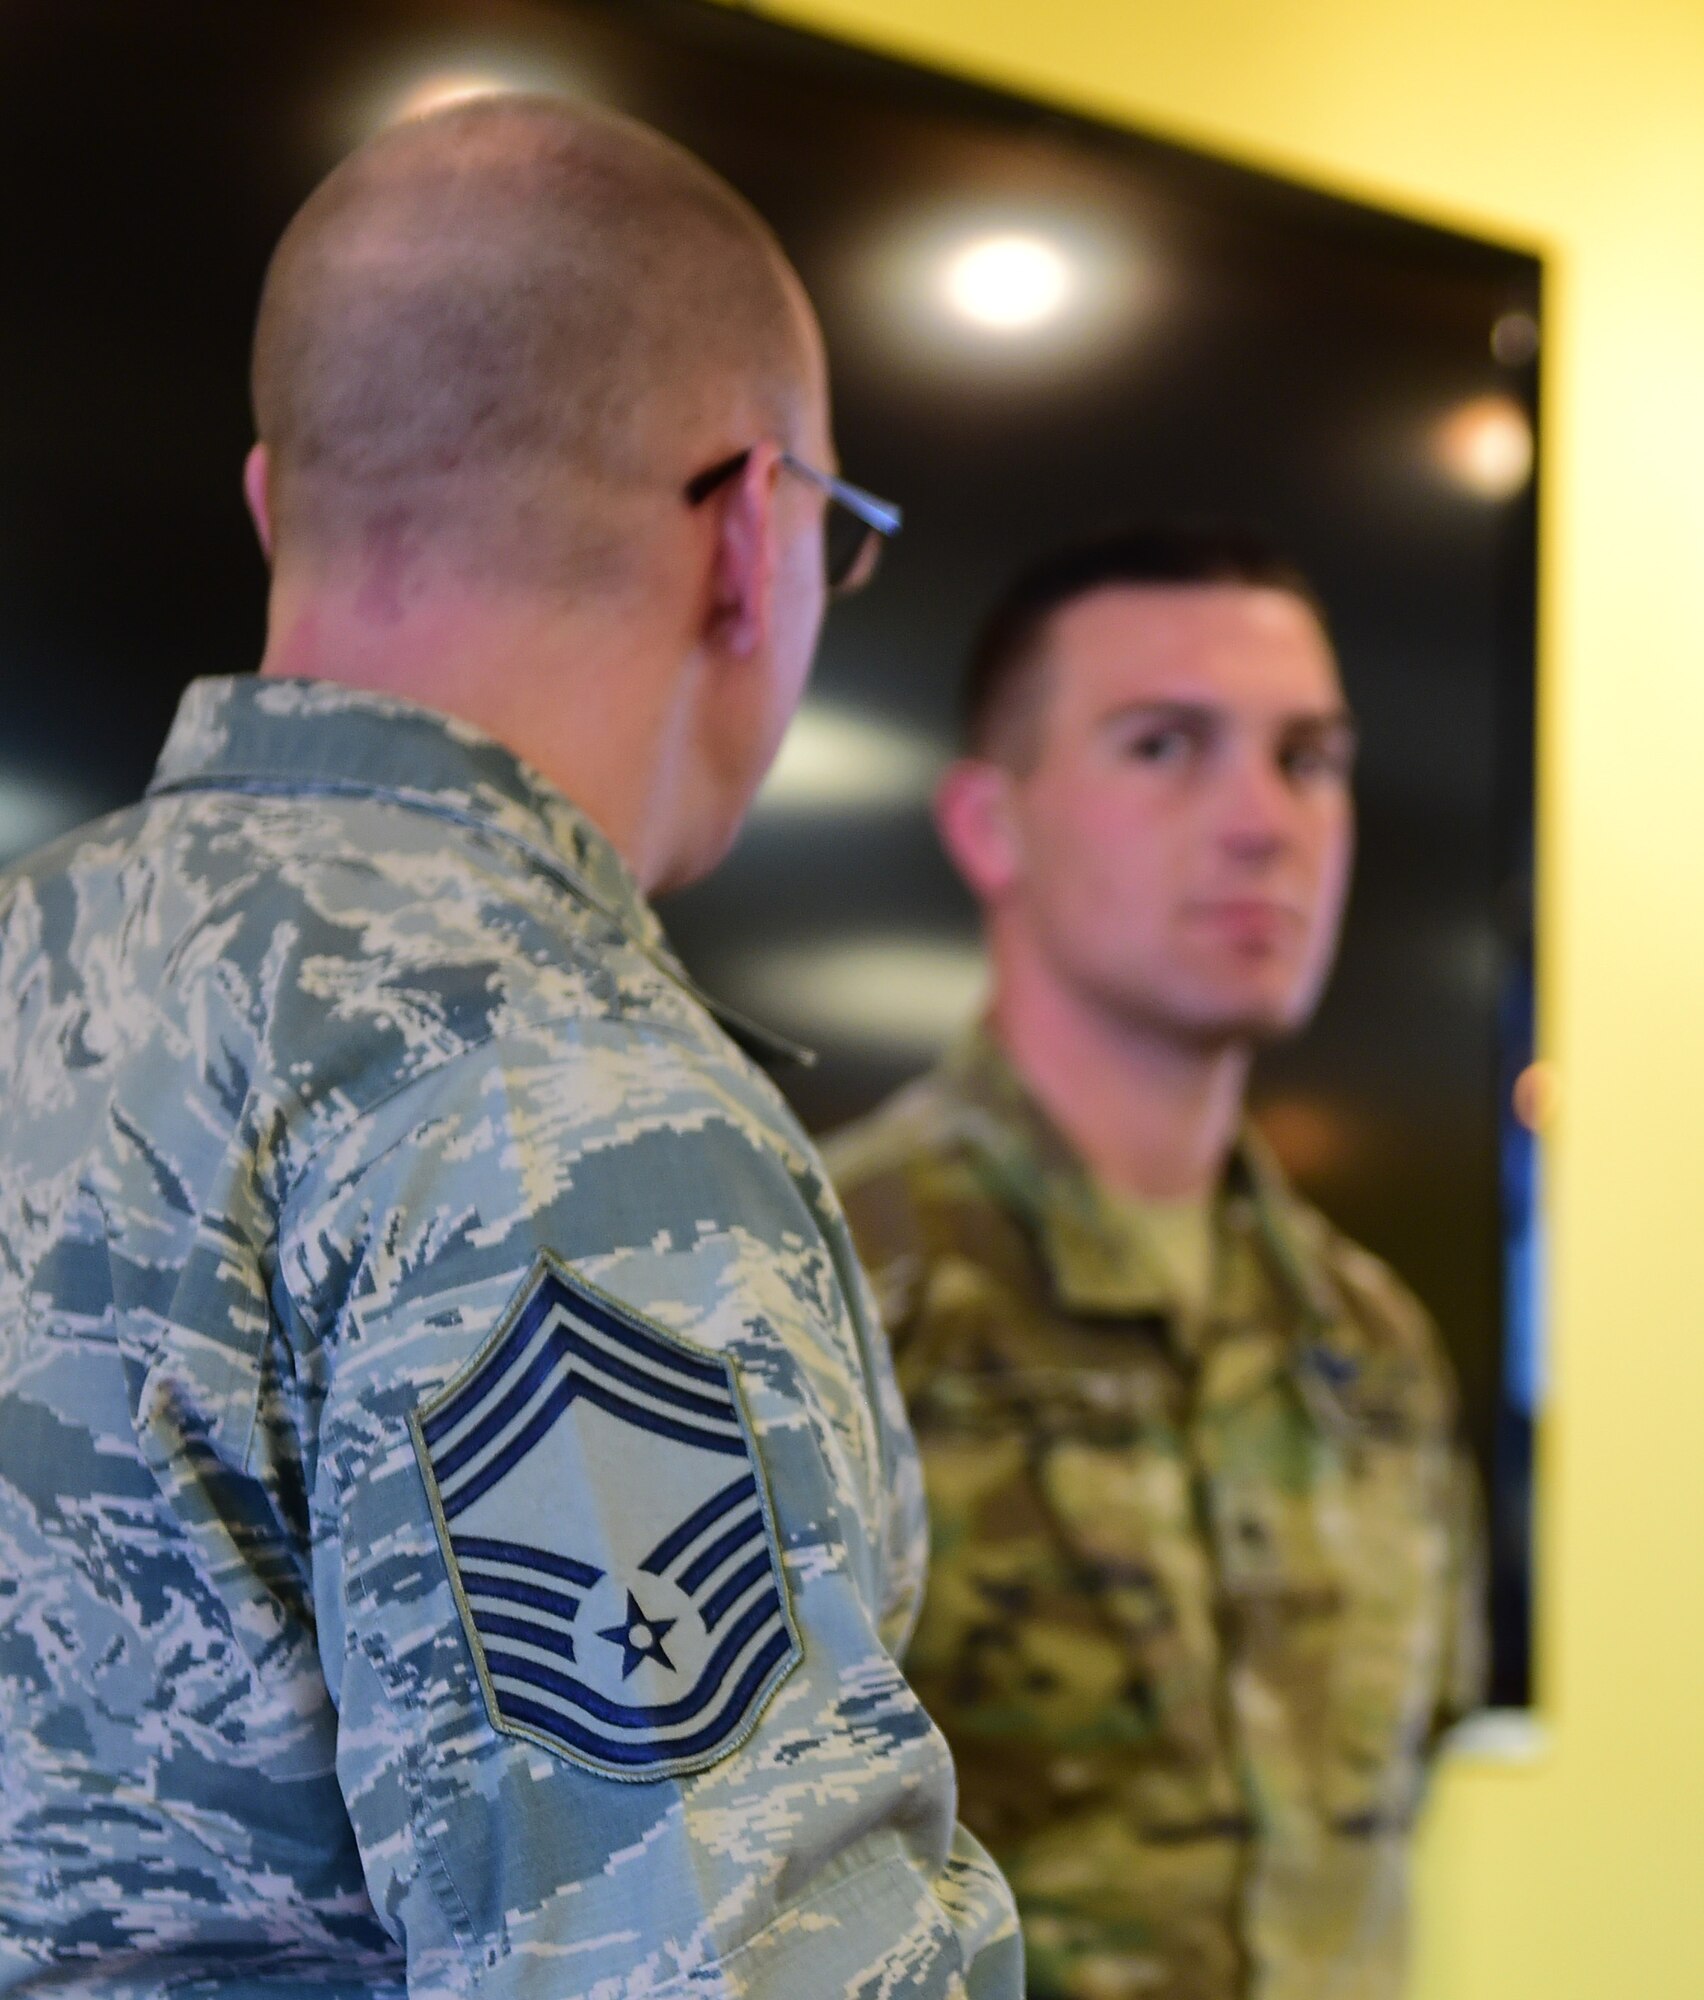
[827,1033,1486,2000]
[0,676,1022,1999]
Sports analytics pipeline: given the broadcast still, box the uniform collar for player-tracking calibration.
[937,1025,1337,1330]
[147,675,812,1069]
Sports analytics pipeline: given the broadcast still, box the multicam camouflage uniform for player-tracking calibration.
[0,676,1022,1998]
[827,1032,1487,2000]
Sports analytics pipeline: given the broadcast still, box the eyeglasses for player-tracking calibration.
[684,448,903,597]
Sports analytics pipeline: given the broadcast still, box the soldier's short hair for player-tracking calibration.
[962,522,1331,768]
[252,93,810,595]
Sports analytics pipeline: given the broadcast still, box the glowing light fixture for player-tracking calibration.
[741,938,986,1054]
[866,209,1143,376]
[1490,309,1540,367]
[1255,1095,1357,1181]
[345,48,591,143]
[941,233,1073,333]
[1434,393,1534,501]
[756,705,937,815]
[1512,1060,1560,1133]
[390,70,522,123]
[0,768,104,866]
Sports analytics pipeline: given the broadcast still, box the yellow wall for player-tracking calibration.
[723,0,1704,1991]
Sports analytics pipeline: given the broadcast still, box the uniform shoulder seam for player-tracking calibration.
[279,1003,712,1210]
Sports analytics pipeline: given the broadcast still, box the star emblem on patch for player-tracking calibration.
[598,1591,679,1678]
[410,1256,801,1782]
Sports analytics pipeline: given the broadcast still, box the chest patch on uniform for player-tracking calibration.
[410,1256,800,1782]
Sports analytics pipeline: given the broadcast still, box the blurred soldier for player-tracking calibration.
[0,96,1020,1997]
[828,527,1486,2000]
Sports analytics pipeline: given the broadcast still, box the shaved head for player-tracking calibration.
[252,93,818,591]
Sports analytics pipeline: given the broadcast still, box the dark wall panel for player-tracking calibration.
[0,0,1540,1697]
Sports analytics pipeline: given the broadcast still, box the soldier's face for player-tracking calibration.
[1001,583,1355,1045]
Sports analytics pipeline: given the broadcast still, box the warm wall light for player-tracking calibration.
[1512,1060,1560,1132]
[941,233,1073,332]
[1434,392,1535,500]
[1255,1095,1358,1180]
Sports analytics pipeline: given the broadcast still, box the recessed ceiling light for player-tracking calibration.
[941,233,1073,333]
[0,767,105,864]
[756,705,937,815]
[339,47,591,145]
[740,937,986,1054]
[390,70,521,124]
[1434,393,1534,501]
[861,208,1146,378]
[1490,310,1540,367]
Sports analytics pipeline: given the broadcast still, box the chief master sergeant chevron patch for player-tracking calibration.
[410,1256,801,1781]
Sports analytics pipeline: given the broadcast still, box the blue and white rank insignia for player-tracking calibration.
[410,1256,801,1782]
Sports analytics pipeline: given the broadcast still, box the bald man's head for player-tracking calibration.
[251,94,819,592]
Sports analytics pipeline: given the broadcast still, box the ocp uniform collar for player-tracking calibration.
[936,1025,1341,1335]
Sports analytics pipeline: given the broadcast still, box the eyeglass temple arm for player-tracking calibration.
[778,452,903,537]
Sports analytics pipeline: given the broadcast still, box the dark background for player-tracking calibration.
[0,0,1540,1699]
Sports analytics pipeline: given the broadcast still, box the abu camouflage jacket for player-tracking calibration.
[0,677,1020,1999]
[828,1032,1486,2000]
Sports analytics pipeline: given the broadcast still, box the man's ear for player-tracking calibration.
[704,444,783,659]
[935,757,1023,903]
[243,443,274,562]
